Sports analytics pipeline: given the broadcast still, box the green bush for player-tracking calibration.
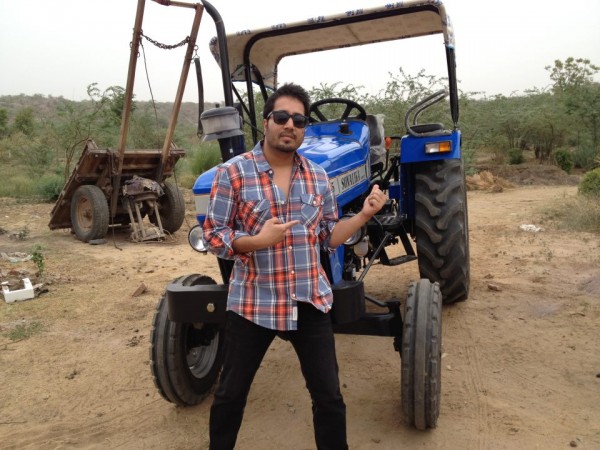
[0,173,36,197]
[189,143,221,175]
[36,174,65,201]
[554,148,573,174]
[572,144,598,170]
[462,147,477,175]
[507,147,524,165]
[579,168,600,197]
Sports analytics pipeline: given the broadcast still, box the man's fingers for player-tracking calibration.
[282,220,300,229]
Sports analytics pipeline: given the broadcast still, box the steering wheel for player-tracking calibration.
[309,98,367,123]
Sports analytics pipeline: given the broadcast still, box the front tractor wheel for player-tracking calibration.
[401,279,442,430]
[150,274,225,406]
[414,158,470,304]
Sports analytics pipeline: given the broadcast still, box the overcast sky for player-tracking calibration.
[1,0,599,103]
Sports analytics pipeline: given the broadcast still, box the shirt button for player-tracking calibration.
[288,246,293,250]
[291,270,295,275]
[291,293,296,298]
[313,200,317,205]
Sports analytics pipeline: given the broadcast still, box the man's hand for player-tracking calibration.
[233,217,300,253]
[329,184,387,248]
[258,217,300,247]
[360,184,387,219]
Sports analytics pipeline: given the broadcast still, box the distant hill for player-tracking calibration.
[0,94,218,127]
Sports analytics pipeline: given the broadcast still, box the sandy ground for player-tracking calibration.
[1,182,599,450]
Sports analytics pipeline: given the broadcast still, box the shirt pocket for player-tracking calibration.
[238,192,272,234]
[299,193,323,229]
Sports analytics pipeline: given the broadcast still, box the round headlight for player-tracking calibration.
[340,214,366,246]
[188,225,208,253]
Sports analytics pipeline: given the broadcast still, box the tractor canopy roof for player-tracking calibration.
[209,0,455,90]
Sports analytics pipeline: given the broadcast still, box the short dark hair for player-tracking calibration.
[263,83,310,118]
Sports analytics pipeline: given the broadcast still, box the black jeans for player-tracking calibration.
[209,302,347,450]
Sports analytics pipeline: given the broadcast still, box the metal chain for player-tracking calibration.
[140,31,190,50]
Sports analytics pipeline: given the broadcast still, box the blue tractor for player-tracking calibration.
[149,0,469,430]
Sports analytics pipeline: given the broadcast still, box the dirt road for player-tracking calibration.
[1,184,599,449]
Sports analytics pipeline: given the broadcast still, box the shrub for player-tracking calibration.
[507,148,524,165]
[0,174,36,197]
[31,244,45,275]
[572,144,598,170]
[579,168,600,197]
[36,174,65,201]
[554,148,573,174]
[189,143,221,175]
[461,147,477,176]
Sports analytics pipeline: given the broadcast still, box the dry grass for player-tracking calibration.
[540,193,600,233]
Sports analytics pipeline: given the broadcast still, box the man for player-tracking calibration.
[203,83,386,450]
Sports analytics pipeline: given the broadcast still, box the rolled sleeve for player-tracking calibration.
[202,166,241,260]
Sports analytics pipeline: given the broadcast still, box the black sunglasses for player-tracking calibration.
[267,110,310,128]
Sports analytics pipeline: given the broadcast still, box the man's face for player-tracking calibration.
[263,96,306,154]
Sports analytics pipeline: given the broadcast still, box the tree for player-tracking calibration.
[546,57,599,91]
[13,107,35,136]
[0,108,8,138]
[546,58,600,151]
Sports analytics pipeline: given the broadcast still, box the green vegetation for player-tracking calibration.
[540,171,600,233]
[31,244,46,276]
[554,148,574,173]
[3,321,44,341]
[578,168,600,197]
[508,148,524,165]
[0,57,598,206]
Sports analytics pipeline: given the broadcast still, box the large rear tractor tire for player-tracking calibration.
[401,279,442,430]
[149,182,185,234]
[150,274,225,406]
[70,184,109,242]
[414,158,470,304]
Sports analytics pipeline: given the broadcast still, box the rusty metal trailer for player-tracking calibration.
[48,0,202,242]
[48,141,185,241]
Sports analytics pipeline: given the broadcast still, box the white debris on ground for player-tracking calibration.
[2,278,35,303]
[1,253,46,302]
[519,224,544,233]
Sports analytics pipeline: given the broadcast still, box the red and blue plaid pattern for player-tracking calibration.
[203,143,338,330]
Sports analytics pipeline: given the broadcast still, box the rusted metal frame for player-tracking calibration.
[111,0,146,217]
[155,3,204,182]
[151,0,197,8]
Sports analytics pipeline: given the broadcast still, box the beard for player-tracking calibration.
[274,140,298,153]
[266,128,301,153]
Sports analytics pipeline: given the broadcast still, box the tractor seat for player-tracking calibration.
[366,114,386,168]
[410,123,445,134]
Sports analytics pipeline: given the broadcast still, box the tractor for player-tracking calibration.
[149,0,469,430]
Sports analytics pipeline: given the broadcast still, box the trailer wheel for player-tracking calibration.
[70,184,109,242]
[414,158,470,304]
[150,182,185,233]
[401,279,442,430]
[150,274,225,406]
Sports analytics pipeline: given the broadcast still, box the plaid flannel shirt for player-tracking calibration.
[203,142,338,331]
